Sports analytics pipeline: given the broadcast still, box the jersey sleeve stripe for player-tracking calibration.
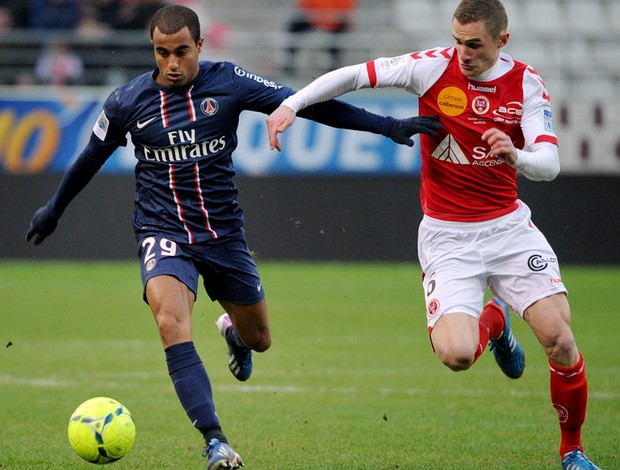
[366,60,378,88]
[535,135,558,145]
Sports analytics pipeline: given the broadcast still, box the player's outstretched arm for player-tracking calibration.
[266,61,441,152]
[267,105,297,151]
[267,103,443,151]
[25,145,110,245]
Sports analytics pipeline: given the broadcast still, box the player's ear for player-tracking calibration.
[498,31,509,48]
[196,37,204,53]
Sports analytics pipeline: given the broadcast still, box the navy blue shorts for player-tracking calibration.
[137,229,265,305]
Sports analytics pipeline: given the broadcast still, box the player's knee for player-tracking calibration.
[249,337,271,353]
[435,346,475,372]
[254,335,271,353]
[154,314,191,347]
[242,329,271,352]
[442,355,475,372]
[545,330,578,366]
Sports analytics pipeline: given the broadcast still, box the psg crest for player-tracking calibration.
[200,98,219,116]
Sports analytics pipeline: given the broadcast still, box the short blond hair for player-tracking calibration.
[453,0,508,39]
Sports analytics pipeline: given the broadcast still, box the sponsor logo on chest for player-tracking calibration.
[141,128,227,163]
[435,85,522,125]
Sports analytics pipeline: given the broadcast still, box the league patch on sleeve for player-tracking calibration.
[93,110,109,141]
[543,108,554,132]
[378,55,408,71]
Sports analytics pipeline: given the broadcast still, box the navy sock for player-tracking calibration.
[165,341,226,444]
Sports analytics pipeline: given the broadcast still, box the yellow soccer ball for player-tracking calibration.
[68,397,136,464]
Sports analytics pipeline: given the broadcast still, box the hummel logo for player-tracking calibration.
[137,117,157,129]
[431,135,470,164]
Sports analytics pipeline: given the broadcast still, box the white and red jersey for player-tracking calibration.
[365,48,557,222]
[283,47,559,223]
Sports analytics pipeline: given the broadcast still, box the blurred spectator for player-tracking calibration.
[76,0,121,40]
[0,7,13,32]
[285,0,357,75]
[116,0,167,30]
[93,0,124,28]
[177,0,229,50]
[35,41,83,85]
[29,0,80,30]
[2,0,29,29]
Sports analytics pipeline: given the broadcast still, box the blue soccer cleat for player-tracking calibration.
[487,297,525,379]
[216,313,253,381]
[561,447,601,470]
[203,438,244,470]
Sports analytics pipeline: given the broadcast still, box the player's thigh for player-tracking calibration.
[138,235,199,345]
[146,275,196,345]
[200,230,270,350]
[418,216,490,311]
[146,275,195,317]
[524,293,578,366]
[524,293,571,343]
[420,254,485,361]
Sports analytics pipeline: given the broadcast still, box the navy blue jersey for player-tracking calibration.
[50,61,395,245]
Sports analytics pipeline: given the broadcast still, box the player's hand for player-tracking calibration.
[26,204,59,246]
[482,128,518,164]
[389,115,443,147]
[266,105,297,151]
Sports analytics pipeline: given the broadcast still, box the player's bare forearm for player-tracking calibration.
[266,105,297,151]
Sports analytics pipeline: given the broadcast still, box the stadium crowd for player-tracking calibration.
[0,0,618,170]
[0,0,166,32]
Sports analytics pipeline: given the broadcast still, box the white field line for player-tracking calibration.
[0,371,152,388]
[1,375,617,401]
[0,374,73,387]
[216,384,619,401]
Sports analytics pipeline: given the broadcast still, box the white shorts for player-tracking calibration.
[417,201,567,329]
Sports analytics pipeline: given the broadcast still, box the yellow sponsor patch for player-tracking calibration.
[437,86,467,116]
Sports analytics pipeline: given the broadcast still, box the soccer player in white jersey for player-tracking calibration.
[266,0,600,468]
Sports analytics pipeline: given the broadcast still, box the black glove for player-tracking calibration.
[389,115,443,147]
[26,204,59,246]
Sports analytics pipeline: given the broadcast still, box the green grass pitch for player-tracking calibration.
[1,261,618,469]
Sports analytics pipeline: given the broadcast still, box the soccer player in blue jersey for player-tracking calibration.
[26,5,442,469]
